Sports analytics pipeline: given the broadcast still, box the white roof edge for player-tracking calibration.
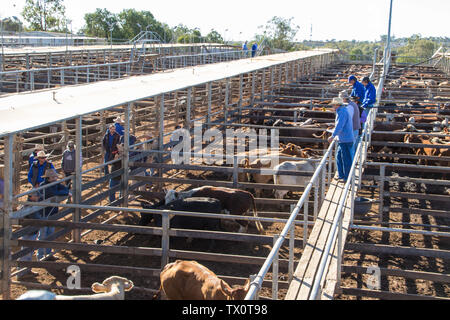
[0,49,337,138]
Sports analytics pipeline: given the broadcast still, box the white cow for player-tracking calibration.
[273,160,316,199]
[17,276,133,300]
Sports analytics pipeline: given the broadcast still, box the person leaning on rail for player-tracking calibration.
[360,76,377,124]
[339,90,361,158]
[328,97,355,183]
[348,75,365,107]
[37,169,71,261]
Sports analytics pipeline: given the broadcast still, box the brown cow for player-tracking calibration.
[155,260,250,300]
[404,134,435,165]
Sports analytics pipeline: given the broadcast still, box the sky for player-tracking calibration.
[1,0,449,42]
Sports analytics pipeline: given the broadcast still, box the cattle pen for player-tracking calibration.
[0,42,449,300]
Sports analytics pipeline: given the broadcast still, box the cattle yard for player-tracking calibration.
[0,43,243,95]
[0,44,449,300]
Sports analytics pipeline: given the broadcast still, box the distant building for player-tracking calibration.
[1,31,106,47]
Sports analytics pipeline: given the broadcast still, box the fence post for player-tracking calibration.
[207,82,212,126]
[1,134,14,299]
[303,200,309,248]
[122,103,131,209]
[232,155,238,189]
[314,177,319,220]
[288,225,295,284]
[30,71,35,91]
[161,212,170,268]
[350,169,356,226]
[272,235,279,300]
[186,87,192,129]
[336,212,343,291]
[72,116,82,243]
[379,164,386,223]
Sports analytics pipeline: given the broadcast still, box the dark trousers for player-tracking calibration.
[104,153,110,175]
[64,171,74,189]
[109,179,121,203]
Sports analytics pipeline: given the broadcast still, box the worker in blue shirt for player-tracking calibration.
[360,76,377,124]
[37,169,70,260]
[251,43,258,57]
[328,97,354,182]
[28,144,45,168]
[243,41,249,57]
[28,151,55,188]
[348,75,365,106]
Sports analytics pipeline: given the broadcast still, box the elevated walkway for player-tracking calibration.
[285,177,353,300]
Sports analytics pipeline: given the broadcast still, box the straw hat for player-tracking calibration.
[34,144,45,151]
[339,90,350,99]
[36,150,49,158]
[330,97,344,106]
[41,169,60,179]
[114,115,124,123]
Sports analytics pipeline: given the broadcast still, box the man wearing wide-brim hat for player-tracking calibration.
[28,150,55,188]
[28,144,45,168]
[328,97,355,182]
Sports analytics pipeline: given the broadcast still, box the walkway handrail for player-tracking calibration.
[308,49,390,299]
[244,139,336,300]
[308,106,378,299]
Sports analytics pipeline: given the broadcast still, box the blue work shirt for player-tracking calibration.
[332,105,355,143]
[115,123,124,136]
[361,82,377,109]
[28,161,55,187]
[39,180,70,199]
[351,81,365,104]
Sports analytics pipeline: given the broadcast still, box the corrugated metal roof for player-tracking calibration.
[0,49,336,138]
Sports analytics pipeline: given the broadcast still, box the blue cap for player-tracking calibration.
[348,75,357,83]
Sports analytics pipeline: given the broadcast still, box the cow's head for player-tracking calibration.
[92,276,134,294]
[165,190,178,204]
[220,279,251,300]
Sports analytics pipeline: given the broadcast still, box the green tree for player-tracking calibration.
[1,16,24,32]
[21,0,66,32]
[205,29,223,43]
[174,25,203,43]
[81,8,122,40]
[255,16,300,51]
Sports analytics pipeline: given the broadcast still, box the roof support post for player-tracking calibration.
[122,103,131,209]
[72,116,82,243]
[1,134,13,299]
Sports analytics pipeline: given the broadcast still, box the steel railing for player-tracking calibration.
[244,139,336,300]
[308,49,391,300]
[244,45,390,301]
